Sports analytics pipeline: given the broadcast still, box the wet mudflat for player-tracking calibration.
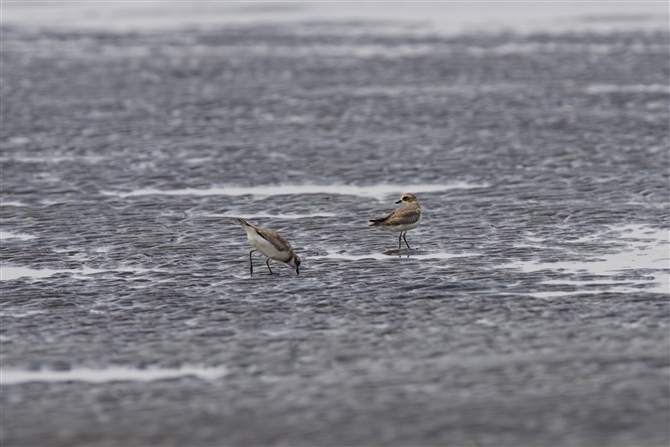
[1,19,669,446]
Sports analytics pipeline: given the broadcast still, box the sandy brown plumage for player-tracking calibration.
[369,206,422,227]
[369,192,422,251]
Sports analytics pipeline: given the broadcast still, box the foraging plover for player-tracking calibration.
[237,218,301,276]
[369,192,422,251]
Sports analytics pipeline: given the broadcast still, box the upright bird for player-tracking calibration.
[369,192,422,251]
[237,218,301,276]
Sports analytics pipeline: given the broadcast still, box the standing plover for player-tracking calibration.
[237,218,301,276]
[369,192,422,251]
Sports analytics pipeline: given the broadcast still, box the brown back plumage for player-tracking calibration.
[237,218,292,253]
[369,192,422,227]
[369,206,421,226]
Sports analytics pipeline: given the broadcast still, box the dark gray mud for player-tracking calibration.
[1,22,669,446]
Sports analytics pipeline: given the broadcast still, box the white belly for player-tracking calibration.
[245,229,290,262]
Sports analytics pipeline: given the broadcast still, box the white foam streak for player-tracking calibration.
[0,366,228,385]
[103,183,487,199]
[585,84,669,94]
[0,266,151,281]
[210,212,337,220]
[314,252,472,261]
[0,232,36,241]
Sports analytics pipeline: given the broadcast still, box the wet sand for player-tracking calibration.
[1,3,669,446]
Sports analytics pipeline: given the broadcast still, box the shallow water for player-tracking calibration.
[1,11,668,447]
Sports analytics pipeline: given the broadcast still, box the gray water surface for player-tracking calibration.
[1,14,669,447]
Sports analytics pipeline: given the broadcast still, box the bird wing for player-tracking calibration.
[378,207,421,226]
[238,218,292,252]
[255,227,292,252]
[369,209,398,225]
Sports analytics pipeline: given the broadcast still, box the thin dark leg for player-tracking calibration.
[265,258,274,275]
[398,232,402,251]
[248,250,256,276]
[402,232,411,249]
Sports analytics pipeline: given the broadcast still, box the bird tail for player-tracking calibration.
[369,218,385,226]
[237,218,251,228]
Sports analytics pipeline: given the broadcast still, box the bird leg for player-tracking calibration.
[266,258,274,275]
[397,232,403,252]
[248,249,256,276]
[402,232,411,250]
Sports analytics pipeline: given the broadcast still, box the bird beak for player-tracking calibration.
[395,200,402,204]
